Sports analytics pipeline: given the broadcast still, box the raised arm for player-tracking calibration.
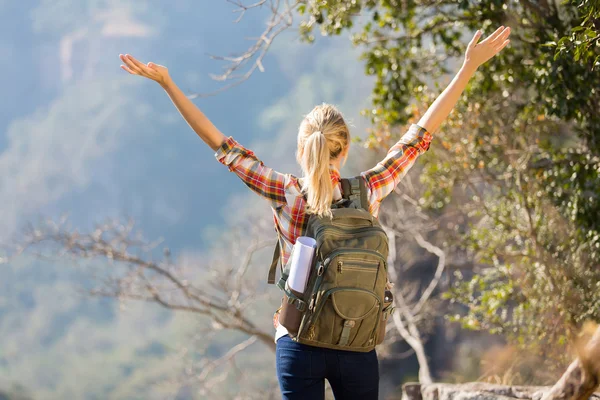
[362,26,511,214]
[119,54,288,208]
[417,26,511,134]
[119,54,226,151]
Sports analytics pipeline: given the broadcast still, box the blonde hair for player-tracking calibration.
[297,104,350,218]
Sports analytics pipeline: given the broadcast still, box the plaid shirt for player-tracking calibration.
[215,123,432,266]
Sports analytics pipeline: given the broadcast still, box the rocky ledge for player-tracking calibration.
[402,383,600,400]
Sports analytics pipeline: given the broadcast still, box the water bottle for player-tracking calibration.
[279,237,316,335]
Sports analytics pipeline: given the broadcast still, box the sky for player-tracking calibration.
[0,0,376,252]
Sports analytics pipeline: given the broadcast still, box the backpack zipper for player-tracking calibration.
[337,259,380,274]
[331,221,373,229]
[316,225,387,240]
[339,264,379,273]
[316,227,388,250]
[323,248,387,268]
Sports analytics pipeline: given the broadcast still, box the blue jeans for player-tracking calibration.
[276,335,379,400]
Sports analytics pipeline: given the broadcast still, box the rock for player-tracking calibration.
[402,383,600,400]
[402,383,422,400]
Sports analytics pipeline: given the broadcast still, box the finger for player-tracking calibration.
[126,54,150,73]
[148,62,166,70]
[481,25,505,44]
[120,65,137,75]
[495,39,510,52]
[120,54,143,74]
[146,63,162,79]
[121,54,144,74]
[492,27,511,45]
[468,30,482,48]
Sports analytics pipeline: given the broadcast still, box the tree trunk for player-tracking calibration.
[540,325,600,400]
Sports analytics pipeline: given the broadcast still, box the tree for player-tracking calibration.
[7,216,280,398]
[282,0,600,372]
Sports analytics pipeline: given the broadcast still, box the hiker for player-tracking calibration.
[119,25,510,400]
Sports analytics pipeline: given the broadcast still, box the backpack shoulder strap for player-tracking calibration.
[341,176,369,212]
[268,236,294,289]
[267,239,281,284]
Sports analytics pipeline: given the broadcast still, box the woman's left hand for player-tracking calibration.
[119,54,172,87]
[464,26,511,69]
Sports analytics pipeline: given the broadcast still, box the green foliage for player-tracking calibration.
[296,0,600,359]
[434,91,600,356]
[297,0,600,229]
[554,0,600,67]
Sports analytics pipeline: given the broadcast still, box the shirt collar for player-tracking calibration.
[330,166,342,201]
[329,165,341,183]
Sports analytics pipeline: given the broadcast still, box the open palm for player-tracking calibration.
[119,54,171,86]
[465,26,511,68]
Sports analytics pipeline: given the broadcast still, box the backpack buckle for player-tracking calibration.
[276,277,287,291]
[338,320,356,346]
[296,300,307,312]
[317,264,324,276]
[286,293,307,312]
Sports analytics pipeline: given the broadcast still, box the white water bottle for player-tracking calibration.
[287,236,317,293]
[279,237,316,335]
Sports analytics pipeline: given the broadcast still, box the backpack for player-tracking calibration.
[267,176,392,352]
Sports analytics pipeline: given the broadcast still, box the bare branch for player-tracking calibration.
[230,238,274,307]
[190,0,300,98]
[15,217,277,352]
[385,227,434,384]
[411,232,446,315]
[391,310,433,385]
[167,331,279,400]
[227,0,269,23]
[197,335,258,383]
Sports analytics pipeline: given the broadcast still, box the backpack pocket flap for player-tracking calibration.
[330,208,374,226]
[331,289,379,320]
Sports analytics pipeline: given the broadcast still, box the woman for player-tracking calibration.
[119,25,510,400]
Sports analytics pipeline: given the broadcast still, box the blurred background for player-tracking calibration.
[1,1,599,399]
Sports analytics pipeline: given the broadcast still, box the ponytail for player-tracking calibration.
[297,104,350,219]
[302,131,334,218]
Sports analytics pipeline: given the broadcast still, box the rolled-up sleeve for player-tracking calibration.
[361,124,432,210]
[215,137,287,208]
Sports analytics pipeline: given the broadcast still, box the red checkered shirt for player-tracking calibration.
[215,123,432,267]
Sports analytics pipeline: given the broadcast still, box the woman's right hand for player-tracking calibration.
[119,54,171,87]
[463,26,511,70]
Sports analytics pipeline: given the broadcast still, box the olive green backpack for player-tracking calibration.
[268,176,392,352]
